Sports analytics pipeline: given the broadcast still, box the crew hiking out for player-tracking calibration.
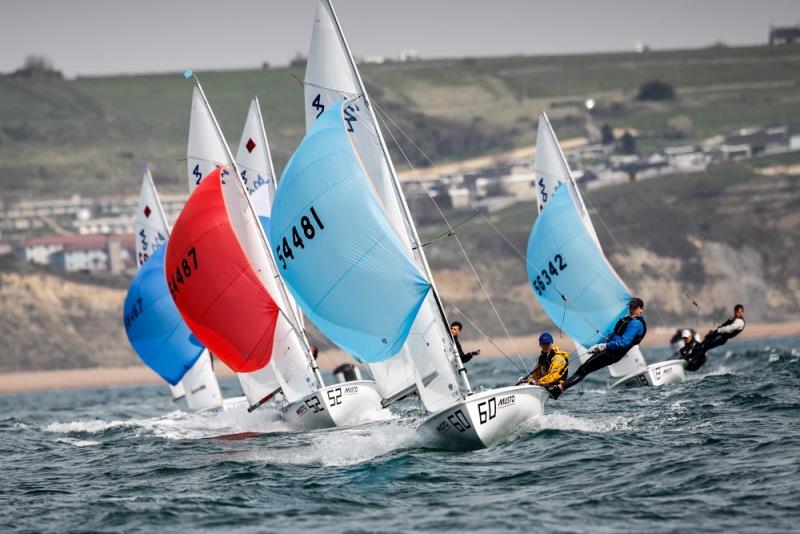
[554,297,647,397]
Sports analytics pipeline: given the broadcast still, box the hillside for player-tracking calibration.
[2,44,800,199]
[0,152,797,372]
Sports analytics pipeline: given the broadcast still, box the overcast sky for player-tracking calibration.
[2,0,798,77]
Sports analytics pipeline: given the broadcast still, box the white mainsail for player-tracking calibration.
[304,0,464,413]
[134,171,223,411]
[186,78,323,409]
[234,98,319,404]
[533,112,646,378]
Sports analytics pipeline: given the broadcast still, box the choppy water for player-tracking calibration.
[2,336,799,533]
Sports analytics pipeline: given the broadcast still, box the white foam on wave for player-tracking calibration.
[43,403,290,441]
[249,420,420,468]
[536,411,631,433]
[55,437,100,447]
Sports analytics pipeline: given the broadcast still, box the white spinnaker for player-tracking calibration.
[533,113,646,378]
[305,1,463,412]
[235,99,318,403]
[134,172,222,409]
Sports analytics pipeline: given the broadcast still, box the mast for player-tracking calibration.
[251,95,324,386]
[187,72,325,389]
[322,0,472,394]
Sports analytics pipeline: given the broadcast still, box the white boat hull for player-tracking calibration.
[608,359,686,390]
[282,380,386,431]
[417,385,550,450]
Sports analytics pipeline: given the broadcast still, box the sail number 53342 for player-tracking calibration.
[276,206,325,270]
[533,253,568,295]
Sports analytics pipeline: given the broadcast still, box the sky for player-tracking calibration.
[1,0,798,78]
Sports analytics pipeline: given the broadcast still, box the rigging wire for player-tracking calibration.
[371,102,529,373]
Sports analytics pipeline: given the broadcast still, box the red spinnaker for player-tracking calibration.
[165,168,278,373]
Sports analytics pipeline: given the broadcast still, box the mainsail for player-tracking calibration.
[529,113,646,377]
[235,98,318,404]
[126,172,223,410]
[298,0,465,413]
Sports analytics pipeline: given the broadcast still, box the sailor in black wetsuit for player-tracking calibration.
[698,304,746,353]
[450,321,480,364]
[682,304,746,372]
[554,297,647,397]
[678,329,705,372]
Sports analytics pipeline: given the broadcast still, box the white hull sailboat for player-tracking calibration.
[180,76,385,430]
[417,385,550,450]
[528,112,685,391]
[276,1,546,449]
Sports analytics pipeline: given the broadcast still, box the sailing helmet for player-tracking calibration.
[681,329,693,339]
[539,332,554,345]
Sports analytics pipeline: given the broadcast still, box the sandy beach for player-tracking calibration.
[2,320,799,396]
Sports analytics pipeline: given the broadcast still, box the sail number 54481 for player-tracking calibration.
[533,253,568,295]
[276,206,325,270]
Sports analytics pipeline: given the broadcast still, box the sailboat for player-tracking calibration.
[123,170,226,412]
[271,0,549,450]
[172,77,385,429]
[528,112,685,390]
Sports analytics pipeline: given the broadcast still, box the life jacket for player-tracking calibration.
[613,315,647,348]
[718,317,745,340]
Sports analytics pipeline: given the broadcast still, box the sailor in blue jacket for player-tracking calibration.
[553,297,647,397]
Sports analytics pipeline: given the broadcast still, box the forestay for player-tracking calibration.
[271,102,431,363]
[530,115,646,376]
[303,1,464,413]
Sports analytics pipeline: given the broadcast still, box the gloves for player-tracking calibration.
[516,376,527,385]
[588,343,607,355]
[469,349,481,358]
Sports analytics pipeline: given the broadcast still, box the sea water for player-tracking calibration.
[1,336,799,532]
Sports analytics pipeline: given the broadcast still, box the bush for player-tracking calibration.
[636,79,675,101]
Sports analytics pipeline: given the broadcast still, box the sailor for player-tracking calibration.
[450,321,480,363]
[697,304,746,354]
[516,332,569,399]
[678,329,706,372]
[554,297,647,397]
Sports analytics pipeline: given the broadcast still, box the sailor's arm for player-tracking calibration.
[537,354,568,386]
[716,318,745,335]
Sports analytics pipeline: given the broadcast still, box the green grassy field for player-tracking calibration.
[2,44,800,200]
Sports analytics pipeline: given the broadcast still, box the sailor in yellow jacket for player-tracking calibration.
[517,332,569,399]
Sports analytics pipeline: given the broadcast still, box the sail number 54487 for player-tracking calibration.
[533,253,568,295]
[276,206,325,270]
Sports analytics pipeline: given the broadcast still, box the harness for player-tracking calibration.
[613,315,647,347]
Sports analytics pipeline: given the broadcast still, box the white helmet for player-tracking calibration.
[681,329,693,339]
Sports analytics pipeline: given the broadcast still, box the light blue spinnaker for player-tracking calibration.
[270,101,431,363]
[527,185,631,348]
[123,244,205,385]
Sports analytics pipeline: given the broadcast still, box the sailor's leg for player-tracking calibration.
[699,333,726,353]
[562,350,617,391]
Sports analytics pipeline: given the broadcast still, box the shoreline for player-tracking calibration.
[2,320,798,396]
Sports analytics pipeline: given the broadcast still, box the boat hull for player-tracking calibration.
[608,359,686,390]
[417,385,550,450]
[282,380,386,431]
